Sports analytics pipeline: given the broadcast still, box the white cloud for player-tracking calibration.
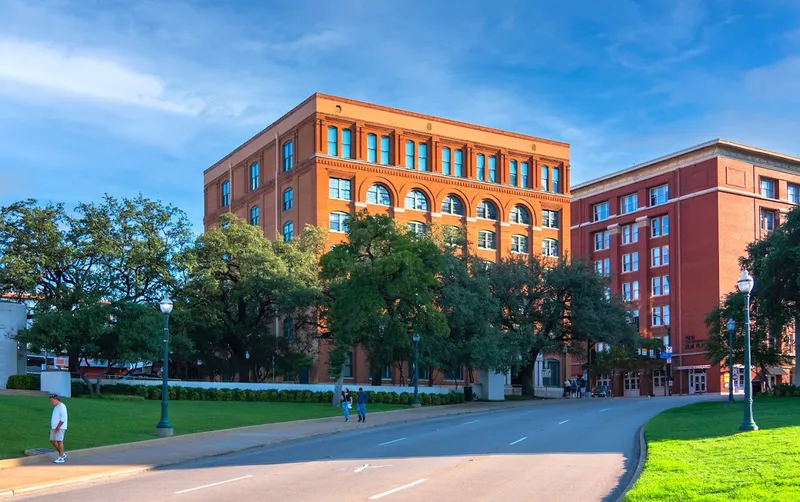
[0,38,206,115]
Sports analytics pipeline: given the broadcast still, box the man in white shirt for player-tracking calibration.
[49,394,68,464]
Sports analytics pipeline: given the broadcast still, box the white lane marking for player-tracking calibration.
[378,437,407,446]
[599,408,610,412]
[368,479,428,500]
[509,436,528,446]
[174,475,252,495]
[461,419,479,425]
[354,464,393,473]
[558,419,570,425]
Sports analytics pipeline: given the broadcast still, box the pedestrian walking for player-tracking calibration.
[356,387,369,422]
[579,377,587,399]
[341,388,353,422]
[49,394,68,464]
[570,378,578,398]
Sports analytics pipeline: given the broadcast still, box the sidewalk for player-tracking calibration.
[0,400,538,498]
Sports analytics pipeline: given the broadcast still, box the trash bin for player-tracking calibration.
[464,386,473,401]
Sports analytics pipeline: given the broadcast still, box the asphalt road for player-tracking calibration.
[16,395,716,502]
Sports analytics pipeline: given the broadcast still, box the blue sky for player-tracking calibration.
[1,0,799,234]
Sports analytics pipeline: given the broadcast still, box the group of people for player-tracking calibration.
[564,376,587,399]
[340,387,369,422]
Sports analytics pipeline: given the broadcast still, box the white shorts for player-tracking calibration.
[580,387,586,393]
[50,429,65,442]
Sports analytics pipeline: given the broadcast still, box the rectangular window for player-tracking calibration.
[552,168,560,193]
[789,184,800,204]
[478,230,496,250]
[327,126,338,156]
[542,167,549,191]
[441,147,451,175]
[652,306,671,326]
[620,193,638,214]
[622,224,639,244]
[454,149,463,177]
[283,141,294,171]
[651,215,669,237]
[521,162,529,188]
[542,239,559,257]
[418,143,428,171]
[250,162,259,190]
[342,352,353,378]
[329,212,349,233]
[488,155,497,182]
[594,230,611,251]
[328,177,351,200]
[603,258,610,276]
[283,188,293,211]
[633,281,640,300]
[649,185,669,206]
[477,154,485,181]
[380,135,390,165]
[652,247,661,267]
[760,178,777,199]
[761,209,777,233]
[341,129,352,159]
[283,221,294,242]
[662,245,670,265]
[405,140,415,169]
[542,210,559,228]
[623,282,632,301]
[511,235,529,254]
[593,202,610,222]
[622,252,638,273]
[249,206,259,226]
[367,133,377,163]
[652,277,663,296]
[510,160,518,186]
[221,181,230,207]
[663,275,670,294]
[663,305,671,325]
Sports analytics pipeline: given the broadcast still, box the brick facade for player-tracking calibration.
[203,93,571,386]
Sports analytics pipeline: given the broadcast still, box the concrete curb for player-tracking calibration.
[615,425,647,502]
[0,401,539,498]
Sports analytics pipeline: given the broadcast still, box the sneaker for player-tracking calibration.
[62,452,67,460]
[54,456,65,464]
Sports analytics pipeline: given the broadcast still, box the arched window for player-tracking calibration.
[282,221,294,242]
[440,195,465,216]
[510,205,531,225]
[367,184,391,206]
[542,238,559,257]
[511,235,529,254]
[329,212,350,233]
[477,200,498,220]
[249,206,259,226]
[408,221,425,236]
[283,188,294,211]
[404,190,428,211]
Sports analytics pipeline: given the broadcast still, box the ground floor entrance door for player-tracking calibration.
[689,370,707,394]
[653,369,667,396]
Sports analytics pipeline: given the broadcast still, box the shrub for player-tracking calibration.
[430,394,442,405]
[420,393,431,405]
[134,385,149,398]
[148,386,161,400]
[267,389,278,401]
[71,381,89,397]
[204,388,219,401]
[97,394,146,401]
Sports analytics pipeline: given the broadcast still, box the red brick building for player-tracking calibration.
[570,139,800,396]
[203,93,571,386]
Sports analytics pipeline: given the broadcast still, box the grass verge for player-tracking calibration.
[625,397,800,501]
[0,395,406,459]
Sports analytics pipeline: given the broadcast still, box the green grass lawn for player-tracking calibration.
[625,398,800,501]
[0,395,406,459]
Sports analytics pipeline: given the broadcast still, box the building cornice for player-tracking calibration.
[572,140,800,200]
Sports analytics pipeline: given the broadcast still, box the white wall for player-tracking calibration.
[80,378,457,395]
[0,302,27,389]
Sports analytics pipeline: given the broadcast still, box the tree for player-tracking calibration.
[320,211,449,387]
[705,291,793,385]
[1,196,191,380]
[490,256,636,396]
[740,205,800,386]
[179,213,323,382]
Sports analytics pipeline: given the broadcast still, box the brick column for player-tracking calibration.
[635,216,650,333]
[607,224,620,293]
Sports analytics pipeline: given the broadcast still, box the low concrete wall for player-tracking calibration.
[534,386,564,399]
[76,378,457,395]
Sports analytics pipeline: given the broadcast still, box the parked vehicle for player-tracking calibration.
[593,385,610,397]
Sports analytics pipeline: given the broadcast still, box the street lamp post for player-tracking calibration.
[155,297,174,437]
[726,317,736,404]
[562,345,568,388]
[736,271,758,432]
[411,334,421,408]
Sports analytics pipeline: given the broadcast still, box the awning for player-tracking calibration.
[766,366,789,377]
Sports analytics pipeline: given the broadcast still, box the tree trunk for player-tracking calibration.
[518,349,539,396]
[332,372,344,408]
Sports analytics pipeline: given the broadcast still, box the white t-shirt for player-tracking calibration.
[51,402,68,430]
